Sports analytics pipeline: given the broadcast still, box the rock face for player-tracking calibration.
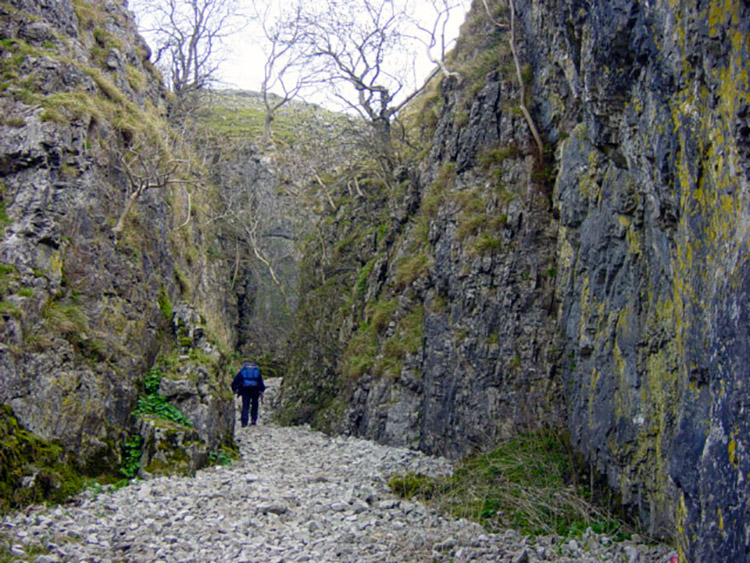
[0,0,235,484]
[280,0,750,560]
[527,2,750,560]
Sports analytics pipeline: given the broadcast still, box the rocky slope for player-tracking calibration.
[279,0,750,560]
[0,0,237,498]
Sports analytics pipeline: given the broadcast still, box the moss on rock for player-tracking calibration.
[0,405,83,513]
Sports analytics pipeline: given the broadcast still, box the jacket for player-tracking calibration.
[231,362,266,394]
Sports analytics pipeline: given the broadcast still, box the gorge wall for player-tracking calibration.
[0,0,238,490]
[279,0,750,560]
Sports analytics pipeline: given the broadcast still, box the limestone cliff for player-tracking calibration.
[279,0,750,560]
[0,0,236,490]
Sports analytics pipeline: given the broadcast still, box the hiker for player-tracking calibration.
[231,361,266,427]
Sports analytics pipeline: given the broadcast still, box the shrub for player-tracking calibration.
[208,449,235,467]
[157,286,173,321]
[355,260,374,296]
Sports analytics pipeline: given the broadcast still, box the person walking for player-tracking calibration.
[231,360,266,427]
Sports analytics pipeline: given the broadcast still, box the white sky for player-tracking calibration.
[132,0,469,111]
[218,2,468,98]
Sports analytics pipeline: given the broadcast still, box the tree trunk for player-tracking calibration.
[261,109,274,147]
[112,190,140,237]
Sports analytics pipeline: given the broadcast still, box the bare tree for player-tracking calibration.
[133,0,244,115]
[210,147,294,300]
[298,0,412,164]
[296,0,468,173]
[412,0,465,81]
[250,0,321,148]
[481,0,544,160]
[111,136,195,237]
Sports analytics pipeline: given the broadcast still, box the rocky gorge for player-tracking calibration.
[277,0,750,561]
[0,0,748,561]
[1,379,678,562]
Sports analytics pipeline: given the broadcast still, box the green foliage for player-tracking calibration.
[157,286,173,322]
[143,368,162,395]
[119,435,143,479]
[0,183,10,229]
[521,63,534,85]
[0,300,18,317]
[174,267,191,295]
[391,430,634,540]
[422,162,457,218]
[133,369,192,427]
[457,213,488,241]
[42,300,89,337]
[388,307,424,359]
[477,144,522,170]
[458,42,512,100]
[208,449,235,467]
[72,0,104,30]
[355,260,375,296]
[0,405,84,513]
[487,330,500,345]
[134,395,191,426]
[92,27,122,50]
[4,116,24,128]
[342,299,398,380]
[469,232,503,255]
[435,162,457,191]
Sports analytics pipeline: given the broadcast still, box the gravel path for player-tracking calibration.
[1,380,676,562]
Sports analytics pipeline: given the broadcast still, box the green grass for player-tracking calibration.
[390,430,634,540]
[200,90,353,148]
[42,300,89,336]
[477,144,522,170]
[0,300,19,317]
[355,260,375,296]
[157,286,173,322]
[394,253,432,289]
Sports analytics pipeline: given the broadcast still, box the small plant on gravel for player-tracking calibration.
[208,450,234,467]
[388,472,434,499]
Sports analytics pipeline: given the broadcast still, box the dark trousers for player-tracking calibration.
[240,389,261,427]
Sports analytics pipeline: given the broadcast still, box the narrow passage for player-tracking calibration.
[2,380,674,562]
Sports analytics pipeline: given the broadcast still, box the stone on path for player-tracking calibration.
[0,380,676,562]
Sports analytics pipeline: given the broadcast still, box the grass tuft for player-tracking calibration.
[390,429,635,540]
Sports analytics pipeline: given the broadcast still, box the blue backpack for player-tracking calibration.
[239,364,261,389]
